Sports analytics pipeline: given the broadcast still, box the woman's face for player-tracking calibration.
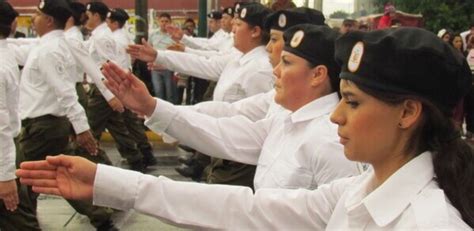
[265,29,284,67]
[273,51,315,111]
[232,18,254,52]
[452,36,463,50]
[442,33,451,43]
[330,80,403,164]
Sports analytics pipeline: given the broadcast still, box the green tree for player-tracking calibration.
[374,0,474,33]
[330,10,350,19]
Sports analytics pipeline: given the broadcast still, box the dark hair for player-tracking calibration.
[0,25,11,38]
[245,22,269,45]
[109,18,126,28]
[450,34,464,53]
[184,18,195,26]
[159,12,171,20]
[353,81,474,227]
[53,17,67,30]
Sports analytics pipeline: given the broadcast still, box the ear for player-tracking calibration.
[251,25,262,39]
[398,99,422,129]
[309,65,328,88]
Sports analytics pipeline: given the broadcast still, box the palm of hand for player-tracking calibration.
[56,166,93,200]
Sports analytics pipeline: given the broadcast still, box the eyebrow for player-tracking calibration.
[340,91,356,98]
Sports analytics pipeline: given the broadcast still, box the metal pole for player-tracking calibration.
[135,0,148,44]
[198,0,208,37]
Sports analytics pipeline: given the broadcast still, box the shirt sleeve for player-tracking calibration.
[38,51,90,134]
[0,72,15,181]
[144,98,269,165]
[184,46,225,58]
[190,90,273,121]
[155,50,232,81]
[93,164,351,230]
[181,35,218,51]
[66,39,115,101]
[93,36,118,66]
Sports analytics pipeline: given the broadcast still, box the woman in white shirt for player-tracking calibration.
[16,27,473,229]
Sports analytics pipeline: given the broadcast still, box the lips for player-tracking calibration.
[338,133,349,145]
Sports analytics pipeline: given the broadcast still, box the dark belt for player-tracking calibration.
[21,114,66,127]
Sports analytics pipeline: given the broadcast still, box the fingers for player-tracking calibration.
[102,62,125,86]
[45,155,74,168]
[142,38,153,49]
[31,186,62,197]
[83,138,98,156]
[3,192,19,211]
[19,160,57,171]
[20,178,58,188]
[16,169,57,179]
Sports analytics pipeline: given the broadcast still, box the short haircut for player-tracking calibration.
[159,12,171,20]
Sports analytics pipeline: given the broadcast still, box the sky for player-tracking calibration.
[292,0,354,16]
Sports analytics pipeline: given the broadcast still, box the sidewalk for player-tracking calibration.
[36,140,192,230]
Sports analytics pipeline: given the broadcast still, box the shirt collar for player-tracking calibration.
[92,22,109,36]
[239,46,267,65]
[345,151,434,227]
[40,30,64,44]
[289,92,339,123]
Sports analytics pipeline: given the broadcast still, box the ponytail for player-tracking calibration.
[420,103,474,227]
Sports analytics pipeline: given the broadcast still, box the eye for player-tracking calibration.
[345,99,359,108]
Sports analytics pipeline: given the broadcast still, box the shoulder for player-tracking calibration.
[410,183,470,229]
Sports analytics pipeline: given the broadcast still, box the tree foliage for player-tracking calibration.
[374,0,474,33]
[330,10,350,19]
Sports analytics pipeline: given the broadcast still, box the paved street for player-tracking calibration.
[36,139,192,230]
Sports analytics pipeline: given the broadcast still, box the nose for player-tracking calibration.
[330,100,345,125]
[272,62,281,80]
[265,41,272,53]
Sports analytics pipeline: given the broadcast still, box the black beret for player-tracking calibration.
[234,2,256,14]
[222,7,234,17]
[38,0,72,24]
[264,7,325,32]
[0,1,18,27]
[335,27,472,113]
[237,3,272,29]
[283,24,341,92]
[207,11,222,20]
[69,2,86,24]
[107,8,129,23]
[86,1,109,18]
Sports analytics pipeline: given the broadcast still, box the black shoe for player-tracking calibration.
[178,155,194,165]
[143,155,158,167]
[175,164,204,181]
[129,161,147,173]
[96,220,119,231]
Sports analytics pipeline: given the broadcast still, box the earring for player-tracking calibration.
[398,123,403,128]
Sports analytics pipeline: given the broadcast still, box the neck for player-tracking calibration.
[371,150,415,188]
[238,42,260,54]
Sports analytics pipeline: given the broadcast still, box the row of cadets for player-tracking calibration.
[84,2,154,172]
[18,19,474,231]
[139,23,361,190]
[4,0,119,229]
[106,7,158,168]
[129,2,275,189]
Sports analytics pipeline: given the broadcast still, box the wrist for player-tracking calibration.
[144,97,157,117]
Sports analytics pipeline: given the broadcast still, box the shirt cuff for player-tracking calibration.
[144,98,178,133]
[101,89,115,102]
[71,118,90,134]
[93,164,142,211]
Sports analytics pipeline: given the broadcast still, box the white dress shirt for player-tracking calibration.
[19,30,89,134]
[93,151,470,230]
[84,23,118,73]
[155,46,274,102]
[0,40,20,181]
[112,28,132,70]
[184,35,235,58]
[181,29,230,51]
[145,93,358,189]
[64,26,115,101]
